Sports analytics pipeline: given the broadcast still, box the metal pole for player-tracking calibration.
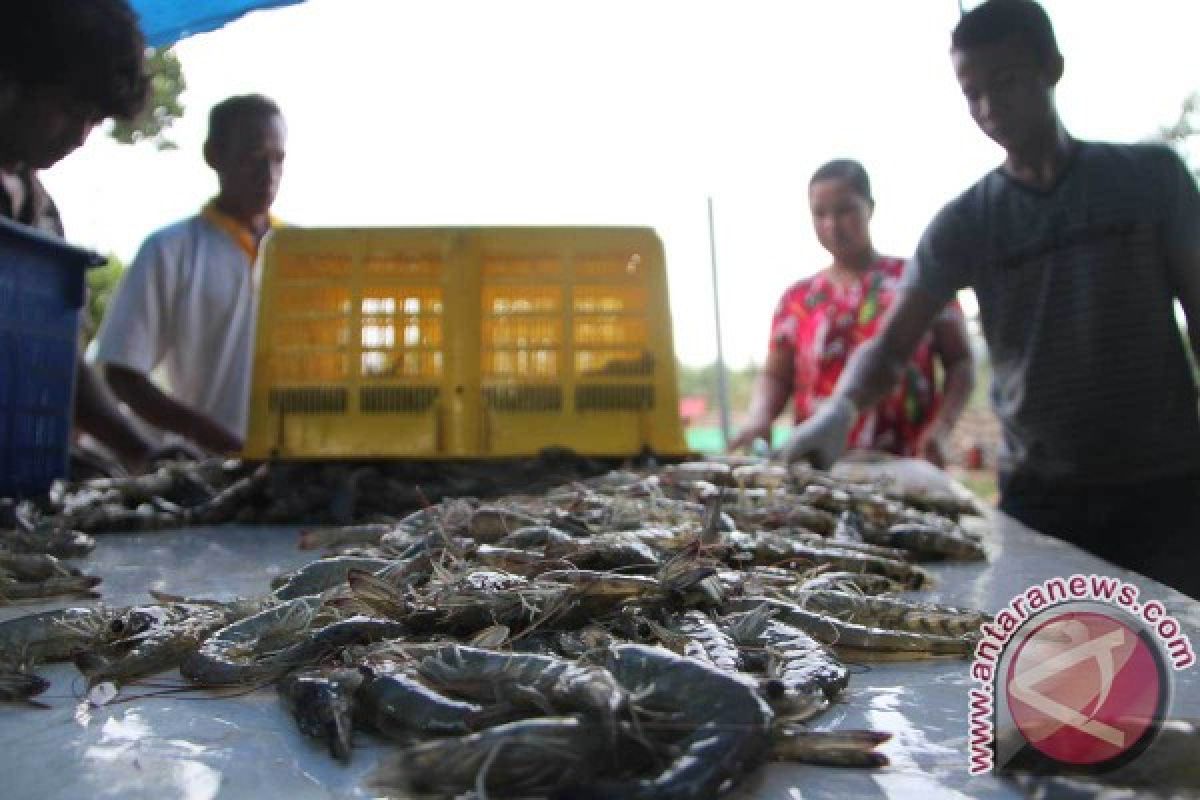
[707,196,732,446]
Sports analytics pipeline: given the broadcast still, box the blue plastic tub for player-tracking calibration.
[0,217,103,496]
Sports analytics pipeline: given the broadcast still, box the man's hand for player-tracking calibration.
[186,416,243,455]
[776,395,857,468]
[106,364,243,455]
[149,440,208,465]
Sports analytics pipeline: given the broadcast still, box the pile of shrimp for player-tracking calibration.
[0,458,994,798]
[0,501,101,605]
[19,449,615,534]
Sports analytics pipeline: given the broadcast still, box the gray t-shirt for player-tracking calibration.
[904,141,1200,485]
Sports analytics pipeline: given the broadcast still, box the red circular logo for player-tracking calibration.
[1005,610,1165,766]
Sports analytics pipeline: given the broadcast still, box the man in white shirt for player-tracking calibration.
[96,94,286,453]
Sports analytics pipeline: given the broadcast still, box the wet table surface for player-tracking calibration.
[1,515,1197,800]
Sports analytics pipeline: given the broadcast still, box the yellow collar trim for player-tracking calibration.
[201,201,282,263]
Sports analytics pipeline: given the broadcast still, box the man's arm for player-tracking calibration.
[918,305,976,466]
[779,286,950,466]
[105,364,241,454]
[94,233,238,455]
[73,356,155,469]
[842,287,953,407]
[728,346,793,451]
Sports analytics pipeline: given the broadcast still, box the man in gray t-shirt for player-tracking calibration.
[780,0,1200,599]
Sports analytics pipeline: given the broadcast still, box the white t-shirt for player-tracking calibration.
[95,214,257,438]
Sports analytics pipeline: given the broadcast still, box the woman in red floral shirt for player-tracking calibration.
[730,160,975,466]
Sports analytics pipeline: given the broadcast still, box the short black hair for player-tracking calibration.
[810,159,873,204]
[952,0,1061,67]
[206,94,284,152]
[0,0,148,120]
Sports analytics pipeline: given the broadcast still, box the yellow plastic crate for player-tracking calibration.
[243,227,689,459]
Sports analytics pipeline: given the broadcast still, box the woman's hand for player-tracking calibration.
[916,428,948,469]
[729,350,794,454]
[727,420,773,453]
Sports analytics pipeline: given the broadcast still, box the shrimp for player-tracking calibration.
[660,461,734,487]
[495,524,576,550]
[723,604,849,701]
[0,552,80,581]
[771,728,892,768]
[796,570,901,595]
[417,644,628,733]
[0,525,95,558]
[370,716,611,797]
[535,569,660,600]
[0,606,116,663]
[667,610,742,672]
[578,643,774,800]
[468,506,541,543]
[657,544,726,609]
[781,525,914,562]
[389,529,475,561]
[75,603,237,687]
[0,574,101,603]
[727,596,976,658]
[544,533,661,572]
[0,667,50,703]
[717,566,804,597]
[269,557,396,600]
[548,626,615,660]
[355,667,492,740]
[77,595,277,688]
[180,595,327,685]
[186,606,412,690]
[723,530,928,588]
[350,566,570,638]
[878,522,988,561]
[792,589,993,638]
[725,503,838,535]
[473,544,557,576]
[278,666,364,762]
[889,485,979,518]
[425,571,575,635]
[731,464,790,491]
[296,524,392,551]
[272,616,408,671]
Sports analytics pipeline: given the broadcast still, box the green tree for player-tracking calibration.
[108,48,186,151]
[83,254,126,343]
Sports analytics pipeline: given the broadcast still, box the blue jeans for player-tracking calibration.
[998,472,1200,600]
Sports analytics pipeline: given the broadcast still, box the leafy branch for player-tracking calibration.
[108,48,186,151]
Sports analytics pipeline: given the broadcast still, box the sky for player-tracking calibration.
[40,0,1200,367]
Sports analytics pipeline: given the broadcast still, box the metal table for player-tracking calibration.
[1,515,1197,800]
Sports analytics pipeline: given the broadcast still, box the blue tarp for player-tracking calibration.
[130,0,307,47]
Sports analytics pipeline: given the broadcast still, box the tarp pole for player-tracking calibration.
[707,196,732,447]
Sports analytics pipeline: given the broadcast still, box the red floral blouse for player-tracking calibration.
[768,256,962,456]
